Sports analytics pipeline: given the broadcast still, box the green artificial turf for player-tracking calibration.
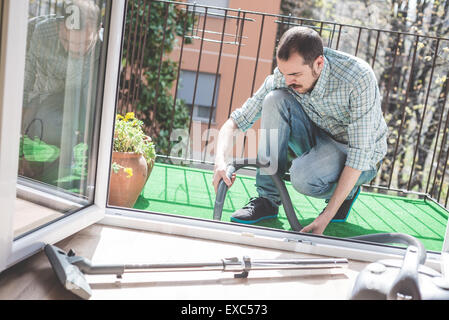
[135,162,449,252]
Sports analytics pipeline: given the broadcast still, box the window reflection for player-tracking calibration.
[19,0,104,198]
[15,0,108,238]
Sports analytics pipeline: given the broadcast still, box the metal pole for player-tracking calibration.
[74,256,348,276]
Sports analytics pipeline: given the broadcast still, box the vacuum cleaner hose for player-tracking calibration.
[213,159,427,268]
[350,232,426,265]
[213,158,303,230]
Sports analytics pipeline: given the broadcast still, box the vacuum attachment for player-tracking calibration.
[350,233,449,300]
[45,243,347,300]
[45,244,93,300]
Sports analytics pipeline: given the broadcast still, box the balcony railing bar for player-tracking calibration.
[186,5,209,141]
[129,0,151,111]
[408,39,441,191]
[150,2,170,134]
[156,0,449,42]
[354,28,362,56]
[387,36,420,189]
[429,78,449,198]
[180,7,255,22]
[274,20,346,35]
[202,9,228,163]
[168,4,189,143]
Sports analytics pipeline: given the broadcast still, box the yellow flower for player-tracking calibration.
[124,167,133,178]
[116,114,124,120]
[436,75,447,85]
[125,112,135,121]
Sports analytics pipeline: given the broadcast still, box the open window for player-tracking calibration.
[0,0,125,271]
[103,0,449,270]
[1,0,448,275]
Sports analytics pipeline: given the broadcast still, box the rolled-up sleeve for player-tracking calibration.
[231,70,283,132]
[346,69,380,171]
[230,100,261,132]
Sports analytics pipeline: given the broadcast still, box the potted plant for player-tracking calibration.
[108,112,156,208]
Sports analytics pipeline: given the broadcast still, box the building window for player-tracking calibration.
[187,0,229,16]
[178,70,220,123]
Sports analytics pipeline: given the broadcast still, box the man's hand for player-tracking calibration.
[300,165,362,235]
[300,212,332,235]
[212,160,236,193]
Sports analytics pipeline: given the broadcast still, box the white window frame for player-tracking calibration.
[0,0,126,272]
[102,205,448,271]
[1,0,448,276]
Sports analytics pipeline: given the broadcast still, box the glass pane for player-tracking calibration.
[178,70,220,107]
[195,105,216,122]
[187,0,229,15]
[117,0,449,254]
[15,0,108,238]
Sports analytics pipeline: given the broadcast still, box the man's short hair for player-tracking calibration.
[276,26,324,66]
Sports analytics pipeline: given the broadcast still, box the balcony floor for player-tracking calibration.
[136,162,449,252]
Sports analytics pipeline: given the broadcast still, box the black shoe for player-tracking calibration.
[231,197,279,224]
[322,186,361,222]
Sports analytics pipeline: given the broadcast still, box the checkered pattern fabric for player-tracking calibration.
[231,47,388,171]
[23,15,100,105]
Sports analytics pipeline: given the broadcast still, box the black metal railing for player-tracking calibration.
[117,0,449,209]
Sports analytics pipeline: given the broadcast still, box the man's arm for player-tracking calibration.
[301,68,380,234]
[212,118,239,193]
[212,72,280,193]
[300,166,361,234]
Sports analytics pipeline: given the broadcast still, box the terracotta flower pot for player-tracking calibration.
[108,151,148,208]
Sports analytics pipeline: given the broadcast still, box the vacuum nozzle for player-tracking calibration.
[44,244,92,300]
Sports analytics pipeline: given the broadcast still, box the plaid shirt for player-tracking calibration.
[23,15,101,105]
[230,47,388,171]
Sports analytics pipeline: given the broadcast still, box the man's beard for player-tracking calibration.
[289,71,320,93]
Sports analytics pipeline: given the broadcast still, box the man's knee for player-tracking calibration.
[262,89,294,112]
[289,157,335,199]
[290,172,325,197]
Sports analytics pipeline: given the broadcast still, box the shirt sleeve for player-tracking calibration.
[346,68,380,171]
[230,68,285,132]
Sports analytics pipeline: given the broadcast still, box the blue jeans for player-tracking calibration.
[256,89,379,207]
